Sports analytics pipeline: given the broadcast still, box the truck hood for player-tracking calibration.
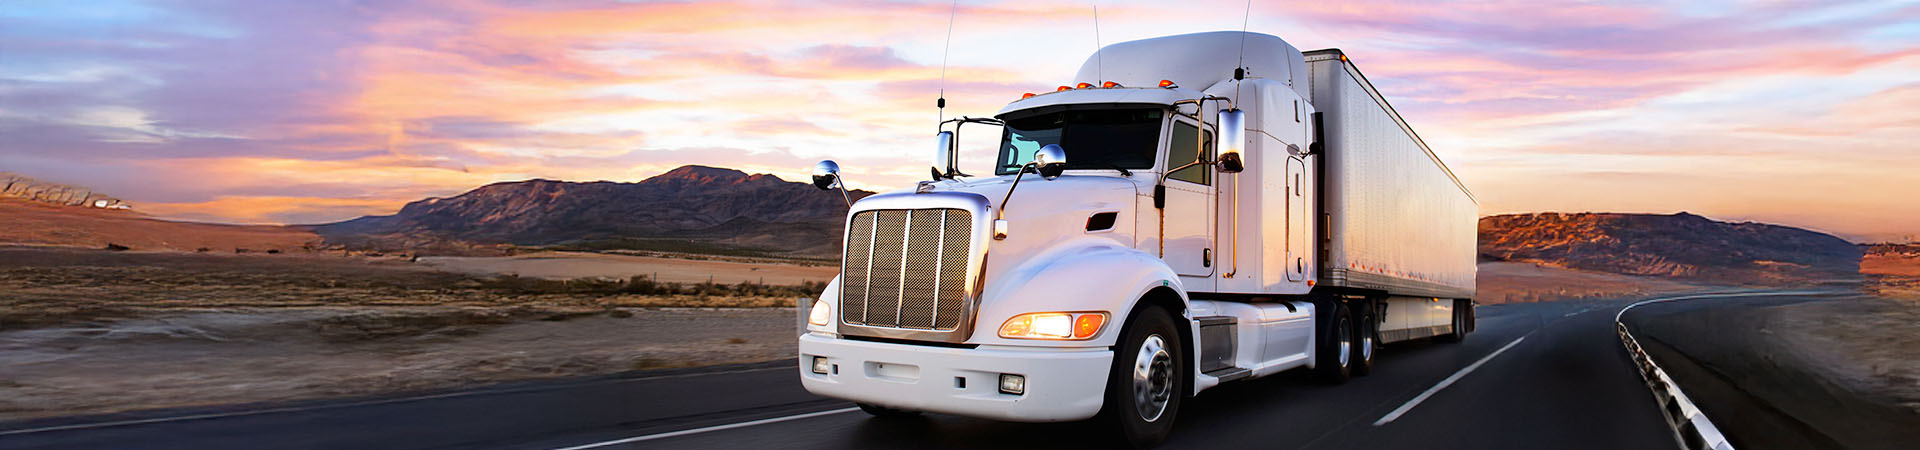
[917,173,1142,284]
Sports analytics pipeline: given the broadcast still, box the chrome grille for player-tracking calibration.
[841,208,974,331]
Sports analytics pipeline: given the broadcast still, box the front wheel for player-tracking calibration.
[1099,306,1184,449]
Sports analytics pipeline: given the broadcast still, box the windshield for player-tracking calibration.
[995,108,1163,175]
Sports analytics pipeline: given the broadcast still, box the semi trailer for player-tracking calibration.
[798,31,1477,448]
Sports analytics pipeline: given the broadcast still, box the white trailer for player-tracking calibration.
[798,31,1476,448]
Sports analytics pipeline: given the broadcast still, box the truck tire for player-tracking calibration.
[1351,300,1378,376]
[1099,306,1184,449]
[1437,299,1469,343]
[856,403,921,418]
[1314,301,1354,383]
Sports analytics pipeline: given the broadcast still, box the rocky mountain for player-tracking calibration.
[1478,212,1862,285]
[315,166,870,257]
[2,172,131,210]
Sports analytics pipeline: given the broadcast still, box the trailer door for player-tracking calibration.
[1163,119,1215,280]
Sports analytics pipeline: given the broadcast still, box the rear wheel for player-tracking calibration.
[1438,299,1470,343]
[1314,301,1354,383]
[1099,306,1184,449]
[1351,300,1378,376]
[856,403,920,418]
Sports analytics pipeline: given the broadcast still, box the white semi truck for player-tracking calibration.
[798,31,1477,448]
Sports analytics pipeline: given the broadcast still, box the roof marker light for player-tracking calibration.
[1101,81,1121,88]
[1022,92,1037,99]
[1158,79,1177,89]
[1057,85,1073,92]
[1075,82,1093,89]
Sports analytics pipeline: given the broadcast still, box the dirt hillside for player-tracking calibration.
[0,198,320,253]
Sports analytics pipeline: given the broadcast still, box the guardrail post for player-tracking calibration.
[796,297,812,336]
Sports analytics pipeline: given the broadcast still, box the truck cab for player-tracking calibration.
[798,31,1476,449]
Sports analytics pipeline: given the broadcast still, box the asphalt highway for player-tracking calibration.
[3,295,1745,450]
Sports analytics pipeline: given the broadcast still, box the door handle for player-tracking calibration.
[1203,248,1212,267]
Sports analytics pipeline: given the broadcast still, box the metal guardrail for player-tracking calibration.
[1616,322,1734,450]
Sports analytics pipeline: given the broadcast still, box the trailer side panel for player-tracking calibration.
[1306,52,1477,300]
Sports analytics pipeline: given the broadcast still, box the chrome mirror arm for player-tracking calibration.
[992,163,1035,240]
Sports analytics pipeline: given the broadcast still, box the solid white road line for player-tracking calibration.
[1373,333,1531,426]
[548,407,861,450]
[0,366,790,436]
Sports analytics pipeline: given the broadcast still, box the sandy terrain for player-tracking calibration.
[1775,297,1920,413]
[1625,295,1920,448]
[0,307,799,420]
[419,251,838,285]
[1862,253,1920,298]
[0,246,823,419]
[0,199,320,252]
[1475,261,1709,304]
[1861,254,1920,277]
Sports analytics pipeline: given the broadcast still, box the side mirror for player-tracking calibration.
[1217,109,1245,173]
[1034,144,1068,180]
[932,131,955,179]
[812,160,853,207]
[811,160,841,190]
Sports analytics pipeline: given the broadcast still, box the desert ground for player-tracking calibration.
[1,307,797,421]
[0,199,320,252]
[1474,261,1709,304]
[0,246,822,420]
[1863,250,1920,297]
[418,251,837,284]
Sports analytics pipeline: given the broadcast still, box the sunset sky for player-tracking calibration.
[2,0,1917,242]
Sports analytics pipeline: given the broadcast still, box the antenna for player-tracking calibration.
[937,0,957,127]
[1092,5,1102,85]
[1234,0,1251,100]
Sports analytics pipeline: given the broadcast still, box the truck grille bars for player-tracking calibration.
[841,209,973,331]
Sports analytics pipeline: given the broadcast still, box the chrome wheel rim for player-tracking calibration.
[1337,316,1352,367]
[1360,320,1375,363]
[1132,334,1174,422]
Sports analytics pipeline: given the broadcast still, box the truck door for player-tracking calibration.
[1287,156,1307,282]
[1163,119,1215,279]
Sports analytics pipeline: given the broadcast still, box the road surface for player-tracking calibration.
[5,294,1768,450]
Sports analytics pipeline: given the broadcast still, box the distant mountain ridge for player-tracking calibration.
[1478,212,1862,285]
[316,166,870,257]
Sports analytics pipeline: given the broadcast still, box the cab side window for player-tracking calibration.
[1168,121,1213,185]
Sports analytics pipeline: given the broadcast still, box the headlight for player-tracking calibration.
[998,312,1106,340]
[808,299,832,326]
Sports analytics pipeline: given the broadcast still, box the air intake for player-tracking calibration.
[841,209,974,330]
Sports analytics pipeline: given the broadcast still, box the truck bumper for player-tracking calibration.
[797,333,1113,422]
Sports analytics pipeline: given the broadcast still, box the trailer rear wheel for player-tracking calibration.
[1437,299,1469,343]
[1314,301,1354,383]
[1351,300,1377,376]
[1099,306,1184,449]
